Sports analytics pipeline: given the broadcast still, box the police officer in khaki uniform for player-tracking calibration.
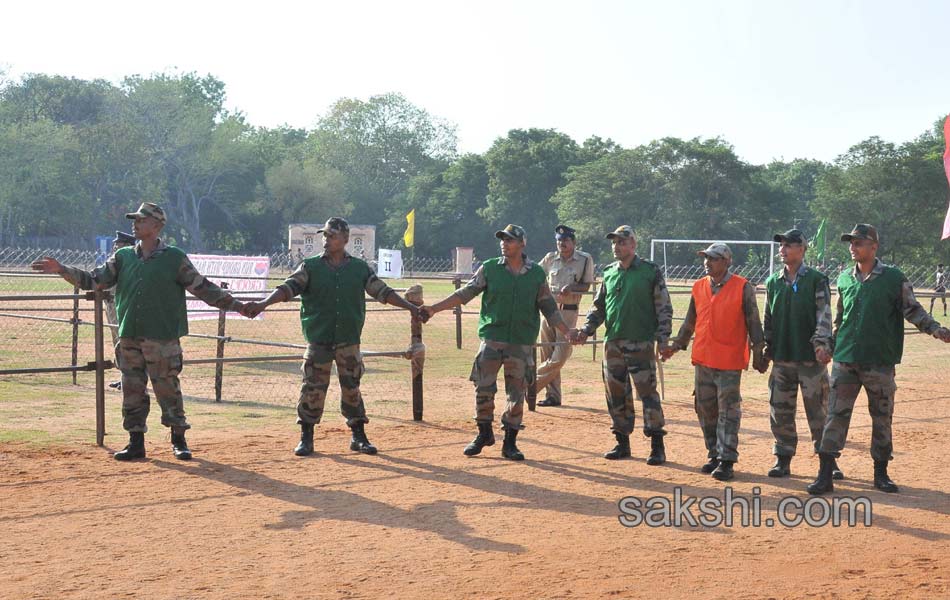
[536,224,595,407]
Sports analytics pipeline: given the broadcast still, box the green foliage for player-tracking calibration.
[1,70,948,267]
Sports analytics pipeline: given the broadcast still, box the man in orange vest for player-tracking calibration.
[663,243,766,481]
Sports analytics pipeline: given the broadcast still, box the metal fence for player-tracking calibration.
[0,272,428,445]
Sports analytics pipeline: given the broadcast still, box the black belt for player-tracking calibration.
[559,304,579,311]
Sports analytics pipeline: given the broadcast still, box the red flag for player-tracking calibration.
[942,116,950,239]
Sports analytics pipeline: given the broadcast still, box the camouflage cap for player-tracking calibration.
[605,225,636,240]
[840,223,878,243]
[495,224,526,242]
[316,217,350,235]
[125,202,166,225]
[773,229,806,245]
[697,242,733,260]
[554,224,576,240]
[113,231,136,246]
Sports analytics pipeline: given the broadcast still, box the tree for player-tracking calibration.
[382,154,492,257]
[121,73,250,250]
[311,93,457,232]
[812,128,949,266]
[482,129,581,240]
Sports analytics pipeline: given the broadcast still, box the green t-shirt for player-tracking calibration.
[602,259,661,342]
[299,256,375,346]
[114,246,188,340]
[834,266,905,365]
[765,267,827,362]
[478,257,546,345]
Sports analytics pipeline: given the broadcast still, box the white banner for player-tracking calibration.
[186,254,270,320]
[377,248,403,278]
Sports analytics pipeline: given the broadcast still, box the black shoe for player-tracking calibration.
[604,432,631,460]
[646,434,666,466]
[114,432,146,461]
[831,458,844,480]
[768,455,791,478]
[537,397,561,407]
[108,381,122,390]
[501,428,524,461]
[700,457,720,473]
[712,460,735,481]
[349,422,378,455]
[463,422,495,456]
[171,429,192,460]
[807,453,836,495]
[294,423,315,456]
[873,460,899,493]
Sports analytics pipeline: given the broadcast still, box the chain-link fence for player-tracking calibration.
[0,270,434,444]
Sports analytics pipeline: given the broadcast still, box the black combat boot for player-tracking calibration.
[349,422,378,455]
[807,453,835,495]
[873,460,899,493]
[294,422,314,456]
[537,396,561,407]
[768,455,791,477]
[463,422,495,456]
[604,432,631,460]
[501,427,525,461]
[170,428,192,460]
[831,458,844,480]
[114,432,146,461]
[711,460,735,481]
[646,434,666,466]
[700,456,720,473]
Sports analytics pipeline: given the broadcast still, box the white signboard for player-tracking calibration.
[186,254,270,320]
[454,247,475,275]
[377,249,403,278]
[288,223,376,262]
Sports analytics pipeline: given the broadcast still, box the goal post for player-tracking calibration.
[649,238,779,279]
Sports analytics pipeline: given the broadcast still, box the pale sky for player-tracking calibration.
[3,0,949,164]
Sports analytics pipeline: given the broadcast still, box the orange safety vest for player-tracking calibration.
[691,274,750,370]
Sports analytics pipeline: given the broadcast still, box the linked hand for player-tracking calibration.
[408,304,427,324]
[815,347,833,364]
[570,328,588,345]
[31,256,63,275]
[242,301,266,319]
[658,344,677,362]
[419,305,436,322]
[752,349,769,374]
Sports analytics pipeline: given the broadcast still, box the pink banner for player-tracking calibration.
[942,116,950,239]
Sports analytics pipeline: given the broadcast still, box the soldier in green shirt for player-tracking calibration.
[808,224,950,495]
[421,224,569,461]
[32,202,243,461]
[572,226,674,465]
[243,217,422,457]
[762,229,842,480]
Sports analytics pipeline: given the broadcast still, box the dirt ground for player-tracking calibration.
[2,350,949,600]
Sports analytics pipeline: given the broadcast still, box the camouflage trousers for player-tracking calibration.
[818,362,896,462]
[535,309,578,401]
[470,341,534,430]
[118,337,187,433]
[602,339,666,436]
[694,365,742,462]
[768,361,829,457]
[297,343,368,427]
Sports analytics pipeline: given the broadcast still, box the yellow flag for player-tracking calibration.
[403,209,415,247]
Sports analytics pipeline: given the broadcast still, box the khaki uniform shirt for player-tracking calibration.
[539,249,595,306]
